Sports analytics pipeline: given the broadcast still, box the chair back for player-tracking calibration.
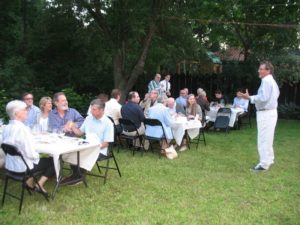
[1,143,31,172]
[214,108,231,130]
[144,118,167,139]
[119,118,137,133]
[217,107,231,115]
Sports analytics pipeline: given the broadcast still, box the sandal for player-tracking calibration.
[25,184,35,191]
[34,186,49,197]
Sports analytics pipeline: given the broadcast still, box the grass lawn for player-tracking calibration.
[0,119,300,225]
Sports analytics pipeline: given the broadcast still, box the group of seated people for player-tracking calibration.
[1,77,250,194]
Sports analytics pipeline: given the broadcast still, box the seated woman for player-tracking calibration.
[38,96,53,132]
[212,89,228,107]
[186,94,202,122]
[2,100,55,195]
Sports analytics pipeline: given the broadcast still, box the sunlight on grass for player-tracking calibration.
[0,119,299,225]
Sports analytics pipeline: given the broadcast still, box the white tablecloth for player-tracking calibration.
[171,116,202,145]
[206,107,244,127]
[0,130,100,180]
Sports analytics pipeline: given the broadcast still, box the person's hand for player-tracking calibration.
[144,93,149,101]
[237,89,250,99]
[64,121,75,132]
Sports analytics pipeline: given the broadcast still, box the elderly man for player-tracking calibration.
[22,92,41,128]
[2,100,54,195]
[145,97,174,149]
[159,74,171,98]
[139,89,159,117]
[238,61,280,171]
[166,97,176,115]
[71,99,114,165]
[48,92,85,184]
[148,73,161,95]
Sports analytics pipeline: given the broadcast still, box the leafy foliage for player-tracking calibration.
[278,102,300,120]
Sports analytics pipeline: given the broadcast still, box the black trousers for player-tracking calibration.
[31,157,55,178]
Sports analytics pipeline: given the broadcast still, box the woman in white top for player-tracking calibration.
[2,100,54,195]
[38,96,52,132]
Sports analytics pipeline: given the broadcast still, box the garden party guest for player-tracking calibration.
[22,92,41,128]
[238,61,279,171]
[146,97,174,150]
[159,74,171,98]
[139,89,159,117]
[166,97,177,115]
[48,92,85,184]
[232,88,249,113]
[2,100,54,195]
[38,96,53,132]
[148,73,161,95]
[104,89,122,125]
[196,88,210,118]
[71,99,114,166]
[186,94,202,122]
[212,89,228,106]
[175,89,187,114]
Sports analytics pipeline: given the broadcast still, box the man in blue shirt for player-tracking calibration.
[48,92,85,185]
[22,92,41,128]
[233,88,249,112]
[48,92,84,136]
[175,89,187,114]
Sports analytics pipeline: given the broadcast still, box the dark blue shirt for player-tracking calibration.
[121,101,145,128]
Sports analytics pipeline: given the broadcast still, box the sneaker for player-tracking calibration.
[250,165,267,172]
[179,146,187,152]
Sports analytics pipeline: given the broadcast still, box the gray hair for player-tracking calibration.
[6,100,27,120]
[157,96,167,104]
[90,99,105,110]
[197,88,206,97]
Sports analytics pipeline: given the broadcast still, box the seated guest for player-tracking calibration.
[212,89,228,106]
[186,94,202,122]
[22,92,41,128]
[71,99,114,159]
[48,92,85,184]
[148,73,161,95]
[232,88,249,113]
[139,90,158,117]
[146,97,174,149]
[87,93,109,116]
[2,100,55,195]
[121,91,145,136]
[175,89,187,114]
[166,97,176,115]
[104,89,122,125]
[38,96,52,132]
[196,88,210,118]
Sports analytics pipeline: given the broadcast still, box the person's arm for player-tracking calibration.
[250,80,272,104]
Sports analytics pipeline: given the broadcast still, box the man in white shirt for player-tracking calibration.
[104,89,122,125]
[159,74,171,98]
[238,61,280,171]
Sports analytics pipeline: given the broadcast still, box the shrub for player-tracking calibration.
[278,103,300,120]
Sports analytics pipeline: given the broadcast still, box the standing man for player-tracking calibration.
[22,92,41,128]
[238,61,280,171]
[148,73,161,95]
[159,74,171,98]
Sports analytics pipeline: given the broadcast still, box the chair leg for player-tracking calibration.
[19,182,26,214]
[112,153,122,177]
[96,162,102,174]
[202,130,206,146]
[103,159,110,184]
[2,176,8,207]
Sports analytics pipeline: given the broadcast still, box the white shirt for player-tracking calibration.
[159,80,171,93]
[104,98,122,125]
[250,74,280,110]
[233,97,249,112]
[39,117,49,132]
[2,120,39,172]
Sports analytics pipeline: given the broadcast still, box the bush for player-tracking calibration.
[278,103,300,120]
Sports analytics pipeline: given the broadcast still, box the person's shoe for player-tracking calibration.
[250,165,267,172]
[179,146,187,152]
[34,186,49,198]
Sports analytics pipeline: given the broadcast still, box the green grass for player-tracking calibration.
[1,119,300,225]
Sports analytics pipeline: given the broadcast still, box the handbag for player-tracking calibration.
[164,145,178,160]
